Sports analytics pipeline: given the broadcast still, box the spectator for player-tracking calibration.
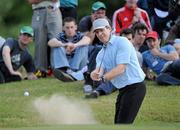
[48,17,90,82]
[0,26,37,84]
[148,0,170,39]
[60,0,78,20]
[143,31,180,85]
[166,0,180,43]
[120,28,134,42]
[121,28,144,66]
[132,23,149,53]
[78,1,109,93]
[112,0,151,35]
[91,18,146,124]
[28,0,62,77]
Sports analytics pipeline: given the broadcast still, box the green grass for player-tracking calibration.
[0,78,180,130]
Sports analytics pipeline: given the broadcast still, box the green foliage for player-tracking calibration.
[0,0,125,38]
[0,79,180,129]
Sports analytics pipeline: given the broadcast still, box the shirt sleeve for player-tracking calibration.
[78,16,91,33]
[112,11,122,34]
[116,38,131,64]
[3,38,15,51]
[164,45,176,53]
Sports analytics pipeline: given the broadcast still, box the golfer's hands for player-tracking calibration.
[91,70,101,81]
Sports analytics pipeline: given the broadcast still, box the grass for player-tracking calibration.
[0,78,180,130]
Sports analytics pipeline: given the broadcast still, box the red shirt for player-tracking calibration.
[113,4,152,34]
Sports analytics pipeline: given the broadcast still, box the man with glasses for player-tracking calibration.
[0,26,37,84]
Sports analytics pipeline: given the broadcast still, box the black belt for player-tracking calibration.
[33,6,53,10]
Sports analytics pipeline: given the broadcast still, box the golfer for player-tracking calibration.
[91,18,146,124]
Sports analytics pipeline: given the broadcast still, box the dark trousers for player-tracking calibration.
[0,64,21,83]
[84,45,102,86]
[153,14,170,39]
[60,7,77,20]
[156,59,180,85]
[115,81,146,124]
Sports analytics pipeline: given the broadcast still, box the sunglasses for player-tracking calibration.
[21,33,33,37]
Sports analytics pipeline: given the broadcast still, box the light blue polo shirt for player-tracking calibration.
[96,35,145,89]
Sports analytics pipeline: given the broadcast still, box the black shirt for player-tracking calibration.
[78,15,103,46]
[0,38,35,73]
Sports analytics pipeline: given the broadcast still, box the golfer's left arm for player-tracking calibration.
[103,64,126,81]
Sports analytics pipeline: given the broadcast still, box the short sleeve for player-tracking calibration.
[166,45,177,53]
[78,16,91,32]
[3,38,16,50]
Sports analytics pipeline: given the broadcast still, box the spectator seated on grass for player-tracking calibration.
[143,31,180,85]
[0,26,37,84]
[48,17,90,82]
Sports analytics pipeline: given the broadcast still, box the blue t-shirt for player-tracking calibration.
[0,38,35,73]
[96,35,145,89]
[142,45,176,74]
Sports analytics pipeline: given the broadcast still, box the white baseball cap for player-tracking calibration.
[93,18,110,32]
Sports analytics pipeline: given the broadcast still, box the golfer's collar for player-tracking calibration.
[107,35,115,46]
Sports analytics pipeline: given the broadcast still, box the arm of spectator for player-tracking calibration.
[2,46,22,78]
[27,72,37,80]
[151,48,179,61]
[112,10,122,35]
[103,64,126,81]
[66,36,91,54]
[143,67,156,80]
[74,36,91,48]
[48,38,66,48]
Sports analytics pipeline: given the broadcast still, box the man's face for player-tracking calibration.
[92,9,106,21]
[133,29,147,47]
[94,26,111,44]
[19,33,32,45]
[126,0,138,8]
[63,21,77,37]
[146,38,159,49]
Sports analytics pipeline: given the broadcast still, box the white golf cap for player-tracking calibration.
[93,18,110,32]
